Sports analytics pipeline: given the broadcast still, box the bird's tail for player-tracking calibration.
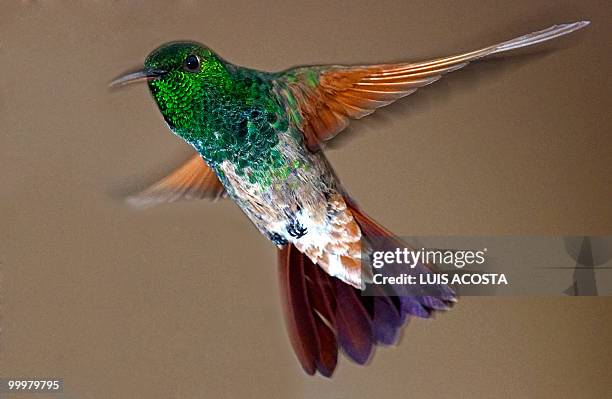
[277,197,455,377]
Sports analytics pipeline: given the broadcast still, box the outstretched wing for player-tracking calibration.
[128,154,226,208]
[272,21,588,151]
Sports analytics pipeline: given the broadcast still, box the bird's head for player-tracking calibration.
[111,41,232,131]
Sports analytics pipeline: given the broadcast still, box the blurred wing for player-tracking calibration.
[272,21,588,151]
[128,154,226,208]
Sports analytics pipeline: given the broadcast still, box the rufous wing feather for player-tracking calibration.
[273,21,588,151]
[128,154,226,208]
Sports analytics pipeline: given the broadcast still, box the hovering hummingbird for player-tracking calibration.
[111,21,588,376]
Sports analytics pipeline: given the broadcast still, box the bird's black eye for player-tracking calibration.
[184,54,200,72]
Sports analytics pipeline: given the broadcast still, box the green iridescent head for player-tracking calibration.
[140,41,233,133]
[111,41,283,175]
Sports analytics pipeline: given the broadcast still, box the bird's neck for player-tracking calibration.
[160,66,288,180]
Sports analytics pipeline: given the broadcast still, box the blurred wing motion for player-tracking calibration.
[128,154,226,207]
[273,21,589,151]
[278,199,456,377]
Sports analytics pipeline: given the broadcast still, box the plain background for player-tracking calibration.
[1,1,611,398]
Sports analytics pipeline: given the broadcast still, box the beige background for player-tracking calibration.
[2,1,611,398]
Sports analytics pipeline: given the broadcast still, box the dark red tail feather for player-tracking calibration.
[277,200,455,376]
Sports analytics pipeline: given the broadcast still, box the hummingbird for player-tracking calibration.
[111,21,588,377]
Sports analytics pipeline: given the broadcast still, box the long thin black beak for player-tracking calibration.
[109,67,166,88]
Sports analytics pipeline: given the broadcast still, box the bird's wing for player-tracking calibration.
[272,21,588,151]
[128,154,226,208]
